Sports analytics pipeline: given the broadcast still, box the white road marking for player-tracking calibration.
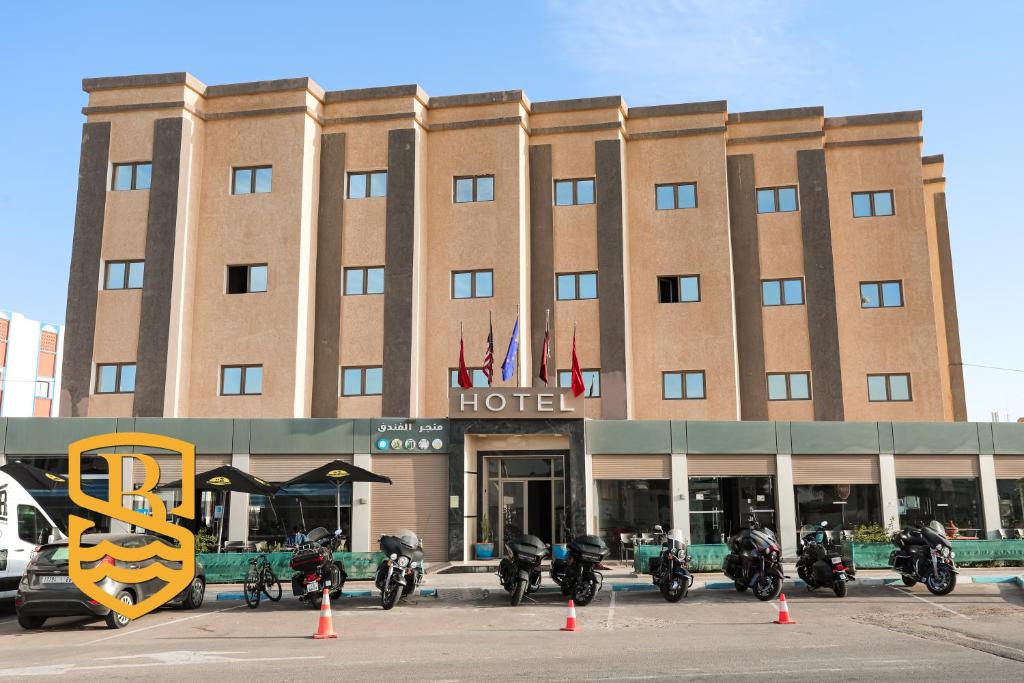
[888,585,970,618]
[83,604,248,646]
[606,591,616,630]
[0,652,324,677]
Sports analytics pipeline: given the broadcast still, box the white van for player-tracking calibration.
[0,472,65,600]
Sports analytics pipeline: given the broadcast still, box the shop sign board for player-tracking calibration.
[449,387,583,419]
[372,419,449,454]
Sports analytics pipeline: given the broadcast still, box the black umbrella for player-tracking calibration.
[277,460,392,532]
[0,461,68,490]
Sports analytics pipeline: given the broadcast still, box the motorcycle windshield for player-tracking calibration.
[750,527,778,550]
[665,529,687,553]
[395,528,422,552]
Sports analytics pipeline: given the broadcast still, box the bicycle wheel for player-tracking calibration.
[262,566,282,602]
[243,569,261,609]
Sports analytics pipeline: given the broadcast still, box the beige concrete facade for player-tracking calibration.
[63,73,965,422]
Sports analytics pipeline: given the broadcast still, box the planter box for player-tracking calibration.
[197,551,385,584]
[474,543,495,560]
[843,540,1024,569]
[634,544,729,574]
[551,544,568,561]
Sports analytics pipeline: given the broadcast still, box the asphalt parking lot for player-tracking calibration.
[1,582,1022,681]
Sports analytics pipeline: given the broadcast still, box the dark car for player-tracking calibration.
[15,533,206,630]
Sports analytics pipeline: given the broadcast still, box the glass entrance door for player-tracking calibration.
[501,481,527,546]
[484,455,564,548]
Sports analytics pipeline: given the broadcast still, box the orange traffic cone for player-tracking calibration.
[773,593,796,625]
[312,588,339,639]
[561,599,580,632]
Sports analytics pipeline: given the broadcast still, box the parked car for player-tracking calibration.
[15,533,206,629]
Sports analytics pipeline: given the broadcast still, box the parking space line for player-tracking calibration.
[83,604,248,646]
[888,585,970,618]
[606,591,616,630]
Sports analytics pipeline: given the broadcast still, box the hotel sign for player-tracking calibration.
[449,388,583,419]
[372,419,449,453]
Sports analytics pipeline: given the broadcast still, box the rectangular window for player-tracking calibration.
[655,182,698,211]
[657,275,700,303]
[347,171,387,199]
[226,264,268,294]
[344,267,385,295]
[860,281,903,308]
[454,175,495,203]
[35,379,53,399]
[554,178,595,206]
[104,261,145,290]
[756,186,799,214]
[232,166,273,195]
[662,370,705,400]
[557,369,601,397]
[340,366,382,396]
[867,373,912,402]
[851,190,895,217]
[111,162,152,191]
[556,272,598,301]
[95,363,136,394]
[767,372,811,400]
[761,278,804,306]
[451,270,493,299]
[221,365,263,396]
[449,368,490,388]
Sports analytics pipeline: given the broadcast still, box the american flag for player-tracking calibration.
[482,315,495,385]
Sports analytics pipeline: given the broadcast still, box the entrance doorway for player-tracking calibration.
[484,455,565,547]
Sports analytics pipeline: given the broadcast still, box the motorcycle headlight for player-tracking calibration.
[410,561,419,568]
[397,556,410,568]
[941,547,951,558]
[769,551,779,561]
[390,553,398,561]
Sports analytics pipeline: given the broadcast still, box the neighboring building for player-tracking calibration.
[63,72,964,423]
[0,312,64,417]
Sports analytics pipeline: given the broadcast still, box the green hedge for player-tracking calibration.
[634,544,730,574]
[843,540,1024,569]
[197,551,385,583]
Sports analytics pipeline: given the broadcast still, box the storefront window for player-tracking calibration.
[688,476,775,544]
[997,479,1024,529]
[897,478,983,536]
[795,484,881,534]
[595,479,670,553]
[248,483,352,546]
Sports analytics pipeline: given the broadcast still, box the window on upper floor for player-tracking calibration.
[95,362,136,394]
[556,272,598,301]
[104,261,145,290]
[348,171,387,199]
[852,190,894,218]
[767,372,811,401]
[554,178,595,206]
[344,267,385,295]
[454,175,494,203]
[35,378,54,399]
[657,275,700,303]
[867,373,912,402]
[221,365,263,396]
[557,369,601,398]
[655,182,697,211]
[449,368,490,388]
[860,281,903,308]
[662,370,705,400]
[341,366,382,396]
[452,270,493,299]
[762,278,804,306]
[756,186,798,214]
[232,166,273,195]
[226,264,268,294]
[112,162,152,191]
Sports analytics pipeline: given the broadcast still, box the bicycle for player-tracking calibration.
[244,553,283,609]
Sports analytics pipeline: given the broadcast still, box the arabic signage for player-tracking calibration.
[371,419,449,454]
[449,387,583,419]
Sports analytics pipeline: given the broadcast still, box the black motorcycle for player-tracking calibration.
[550,534,609,606]
[722,514,785,601]
[498,534,548,606]
[289,527,347,609]
[647,525,693,602]
[796,521,855,598]
[889,520,957,595]
[374,529,425,610]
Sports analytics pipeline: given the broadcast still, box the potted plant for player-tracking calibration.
[475,515,495,560]
[551,512,570,561]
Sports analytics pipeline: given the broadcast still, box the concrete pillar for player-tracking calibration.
[878,453,900,532]
[228,453,249,543]
[351,453,372,552]
[671,452,690,542]
[584,451,595,534]
[978,453,1002,539]
[775,453,797,559]
[108,456,134,534]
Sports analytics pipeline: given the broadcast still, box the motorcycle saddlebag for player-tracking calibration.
[647,556,662,576]
[290,546,328,572]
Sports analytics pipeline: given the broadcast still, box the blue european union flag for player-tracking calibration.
[500,317,519,382]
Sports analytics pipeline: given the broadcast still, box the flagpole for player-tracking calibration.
[516,304,521,388]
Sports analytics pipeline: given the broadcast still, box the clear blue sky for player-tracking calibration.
[1,1,1020,420]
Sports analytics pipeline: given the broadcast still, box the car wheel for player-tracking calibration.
[182,577,205,610]
[17,614,46,629]
[104,590,134,629]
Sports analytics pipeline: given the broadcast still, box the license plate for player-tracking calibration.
[836,572,847,580]
[40,575,72,584]
[307,581,319,593]
[830,557,842,564]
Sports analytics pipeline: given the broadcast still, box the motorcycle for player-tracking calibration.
[549,534,609,606]
[722,513,786,601]
[289,527,347,609]
[889,520,958,596]
[498,534,548,606]
[646,525,693,603]
[374,529,425,610]
[795,521,855,598]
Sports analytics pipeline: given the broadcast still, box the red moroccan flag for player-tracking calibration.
[457,333,473,388]
[538,311,551,385]
[570,329,585,398]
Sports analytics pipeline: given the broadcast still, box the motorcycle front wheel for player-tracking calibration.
[573,580,596,607]
[511,578,527,606]
[662,576,687,603]
[753,573,783,601]
[381,582,401,610]
[832,579,848,598]
[926,565,956,596]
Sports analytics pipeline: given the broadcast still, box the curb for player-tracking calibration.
[214,587,437,601]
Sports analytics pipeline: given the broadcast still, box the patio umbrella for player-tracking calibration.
[0,461,68,490]
[277,460,392,532]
